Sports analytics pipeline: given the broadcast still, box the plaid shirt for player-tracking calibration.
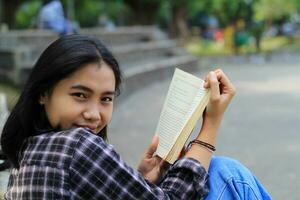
[5,128,208,199]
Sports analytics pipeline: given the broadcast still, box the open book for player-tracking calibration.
[155,68,210,164]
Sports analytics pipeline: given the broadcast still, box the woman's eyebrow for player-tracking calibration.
[102,91,116,96]
[70,84,92,92]
[71,84,115,95]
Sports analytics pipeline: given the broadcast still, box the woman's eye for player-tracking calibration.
[72,93,86,99]
[102,97,113,102]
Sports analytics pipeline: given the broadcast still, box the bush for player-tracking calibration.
[15,1,42,29]
[74,0,130,27]
[75,0,103,27]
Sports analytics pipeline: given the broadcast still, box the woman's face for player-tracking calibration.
[40,61,116,134]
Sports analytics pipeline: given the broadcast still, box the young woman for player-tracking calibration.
[1,34,271,199]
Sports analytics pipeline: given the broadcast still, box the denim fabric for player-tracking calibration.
[204,156,272,200]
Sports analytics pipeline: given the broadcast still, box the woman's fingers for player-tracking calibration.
[202,69,236,119]
[206,71,220,103]
[214,69,236,96]
[158,158,170,171]
[214,69,230,86]
[144,135,159,159]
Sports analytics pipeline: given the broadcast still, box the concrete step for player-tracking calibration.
[112,40,178,66]
[0,26,166,49]
[0,26,194,88]
[0,40,181,71]
[0,30,57,50]
[80,26,167,46]
[119,54,199,99]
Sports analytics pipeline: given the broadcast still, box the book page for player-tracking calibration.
[155,68,205,159]
[165,90,210,163]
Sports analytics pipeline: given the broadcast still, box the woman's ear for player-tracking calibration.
[39,93,47,105]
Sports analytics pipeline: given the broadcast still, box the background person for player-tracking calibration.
[38,0,78,35]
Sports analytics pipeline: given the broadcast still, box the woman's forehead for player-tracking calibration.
[58,62,116,92]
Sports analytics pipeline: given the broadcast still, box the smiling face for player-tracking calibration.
[40,61,116,135]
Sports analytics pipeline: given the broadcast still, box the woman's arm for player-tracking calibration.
[185,69,236,170]
[138,69,235,182]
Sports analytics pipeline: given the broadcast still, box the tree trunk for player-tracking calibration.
[123,0,160,25]
[169,5,189,39]
[2,0,19,29]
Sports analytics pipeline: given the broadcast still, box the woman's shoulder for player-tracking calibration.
[63,127,107,147]
[21,128,105,169]
[42,127,103,142]
[30,127,106,151]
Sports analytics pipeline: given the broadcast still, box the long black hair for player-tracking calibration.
[1,34,122,168]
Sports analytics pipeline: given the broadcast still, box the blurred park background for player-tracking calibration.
[1,0,300,199]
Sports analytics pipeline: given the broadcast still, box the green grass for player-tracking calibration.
[261,36,290,52]
[185,36,294,56]
[0,82,20,111]
[186,38,231,56]
[275,35,300,53]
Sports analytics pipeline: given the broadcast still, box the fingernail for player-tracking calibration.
[154,134,159,141]
[210,71,217,79]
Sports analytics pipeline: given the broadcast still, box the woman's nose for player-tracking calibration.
[83,104,101,121]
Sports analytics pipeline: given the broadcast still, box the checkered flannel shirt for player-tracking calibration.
[5,128,208,199]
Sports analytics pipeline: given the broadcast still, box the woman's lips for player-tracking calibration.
[76,124,98,132]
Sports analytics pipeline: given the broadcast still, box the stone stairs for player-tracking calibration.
[0,26,198,96]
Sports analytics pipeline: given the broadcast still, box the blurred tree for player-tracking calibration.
[3,0,300,33]
[70,0,128,27]
[124,0,208,38]
[254,0,296,25]
[293,0,300,12]
[167,0,189,38]
[250,20,264,52]
[2,0,21,28]
[1,0,128,29]
[15,0,41,29]
[123,0,160,25]
[0,0,2,23]
[73,0,103,27]
[209,0,257,27]
[123,0,259,38]
[168,0,208,38]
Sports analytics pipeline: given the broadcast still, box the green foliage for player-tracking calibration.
[186,1,208,18]
[74,0,103,27]
[293,0,300,12]
[170,0,257,28]
[155,1,171,28]
[104,1,130,25]
[155,0,207,28]
[10,0,300,29]
[74,0,129,27]
[186,35,292,56]
[15,1,42,29]
[210,0,255,26]
[254,0,296,22]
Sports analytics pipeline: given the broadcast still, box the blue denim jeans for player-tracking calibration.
[204,156,272,200]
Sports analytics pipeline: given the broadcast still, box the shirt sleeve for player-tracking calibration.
[69,132,208,200]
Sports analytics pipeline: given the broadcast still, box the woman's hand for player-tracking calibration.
[137,135,170,184]
[184,69,236,170]
[203,69,236,123]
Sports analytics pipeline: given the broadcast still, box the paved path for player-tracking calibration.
[1,59,299,199]
[109,61,300,200]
